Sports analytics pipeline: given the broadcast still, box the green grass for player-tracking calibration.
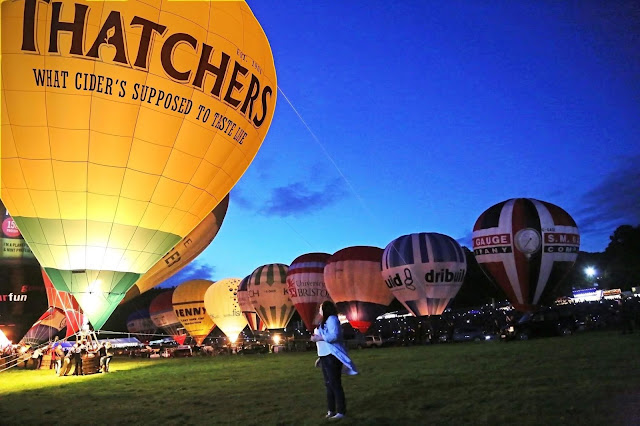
[1,331,639,425]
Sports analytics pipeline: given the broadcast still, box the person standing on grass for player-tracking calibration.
[54,340,64,375]
[60,347,73,376]
[311,301,358,421]
[71,342,84,376]
[99,342,112,373]
[49,337,59,371]
[31,346,44,369]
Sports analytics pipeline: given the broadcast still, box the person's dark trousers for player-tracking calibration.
[73,355,83,375]
[320,354,346,415]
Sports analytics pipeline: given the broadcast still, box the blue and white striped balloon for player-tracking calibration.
[381,233,466,316]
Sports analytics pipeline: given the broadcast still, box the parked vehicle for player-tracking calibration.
[237,343,269,354]
[160,345,193,358]
[501,309,576,341]
[344,333,366,350]
[451,326,495,342]
[365,335,383,348]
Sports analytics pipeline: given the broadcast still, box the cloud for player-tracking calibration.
[262,178,347,217]
[157,261,216,288]
[575,156,640,239]
[229,187,255,210]
[455,156,640,253]
[576,2,640,69]
[456,231,473,250]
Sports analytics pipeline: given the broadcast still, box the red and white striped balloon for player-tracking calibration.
[472,198,579,312]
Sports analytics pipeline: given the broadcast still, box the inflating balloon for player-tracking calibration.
[0,0,277,329]
[42,269,84,338]
[472,198,580,312]
[0,203,47,343]
[126,309,157,343]
[324,246,392,333]
[121,195,229,304]
[20,307,66,346]
[382,233,466,316]
[287,253,332,332]
[203,278,247,344]
[149,289,186,345]
[172,279,215,345]
[237,275,264,332]
[247,264,295,331]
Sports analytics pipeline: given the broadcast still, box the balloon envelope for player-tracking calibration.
[149,289,186,345]
[42,269,84,338]
[0,0,277,330]
[324,246,392,333]
[172,279,216,345]
[472,198,580,312]
[121,195,229,304]
[20,307,66,346]
[126,309,156,343]
[382,233,466,316]
[237,275,264,332]
[0,203,47,343]
[203,278,247,343]
[287,253,332,332]
[247,264,295,331]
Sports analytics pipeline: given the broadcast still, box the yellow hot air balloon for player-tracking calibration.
[0,0,277,329]
[203,278,247,344]
[120,195,229,304]
[172,279,215,346]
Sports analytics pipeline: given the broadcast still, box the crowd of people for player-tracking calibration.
[0,338,114,375]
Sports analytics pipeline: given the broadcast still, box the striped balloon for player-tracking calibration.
[149,290,187,345]
[237,276,265,332]
[42,269,83,338]
[126,309,157,343]
[287,253,332,332]
[324,246,392,333]
[20,307,66,345]
[247,263,295,331]
[382,233,466,316]
[472,198,579,312]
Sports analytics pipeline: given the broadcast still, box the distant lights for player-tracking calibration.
[0,330,10,348]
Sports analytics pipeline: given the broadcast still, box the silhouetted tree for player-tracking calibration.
[451,247,505,308]
[555,251,606,295]
[602,224,640,290]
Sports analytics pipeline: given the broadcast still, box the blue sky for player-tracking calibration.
[164,1,640,285]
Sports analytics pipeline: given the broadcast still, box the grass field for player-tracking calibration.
[1,331,639,425]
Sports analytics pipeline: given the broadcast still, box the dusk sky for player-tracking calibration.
[164,1,640,287]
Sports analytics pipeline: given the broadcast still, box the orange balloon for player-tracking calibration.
[324,246,393,333]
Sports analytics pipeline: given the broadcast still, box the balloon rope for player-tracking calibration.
[281,221,316,250]
[95,330,190,340]
[277,87,380,226]
[0,340,54,373]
